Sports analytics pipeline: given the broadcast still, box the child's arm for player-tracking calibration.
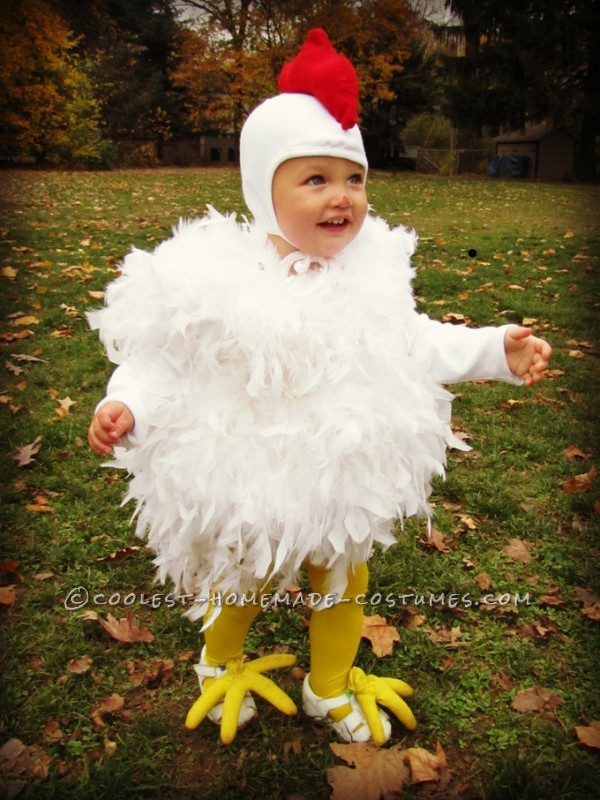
[88,401,134,455]
[504,326,552,386]
[412,317,551,386]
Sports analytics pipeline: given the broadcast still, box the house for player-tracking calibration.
[492,124,575,180]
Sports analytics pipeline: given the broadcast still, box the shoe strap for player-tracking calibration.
[195,662,226,679]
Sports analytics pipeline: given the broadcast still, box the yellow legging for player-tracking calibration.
[203,562,368,703]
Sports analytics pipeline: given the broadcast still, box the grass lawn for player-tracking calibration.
[0,168,599,799]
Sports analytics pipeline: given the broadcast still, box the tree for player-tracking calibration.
[443,0,600,178]
[58,0,182,141]
[0,0,108,166]
[172,0,430,162]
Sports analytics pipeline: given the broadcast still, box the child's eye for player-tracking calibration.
[307,175,325,186]
[348,173,364,185]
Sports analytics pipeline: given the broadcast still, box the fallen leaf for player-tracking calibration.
[361,614,400,657]
[561,467,596,494]
[43,718,63,744]
[88,290,105,300]
[475,573,492,591]
[90,693,125,731]
[574,587,600,607]
[0,737,51,782]
[13,436,42,467]
[26,493,53,513]
[83,609,154,643]
[459,514,478,531]
[504,538,533,564]
[9,353,45,364]
[67,655,93,674]
[283,737,303,756]
[126,658,173,687]
[581,603,600,622]
[567,349,585,359]
[574,722,600,750]
[0,586,17,606]
[1,266,17,279]
[33,571,55,581]
[427,624,464,649]
[55,396,76,419]
[564,445,592,461]
[11,315,39,326]
[441,312,471,325]
[5,361,24,376]
[327,742,410,800]
[511,686,564,714]
[403,745,446,783]
[425,527,451,552]
[97,546,143,563]
[500,398,525,410]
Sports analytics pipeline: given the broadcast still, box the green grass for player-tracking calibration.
[1,168,599,799]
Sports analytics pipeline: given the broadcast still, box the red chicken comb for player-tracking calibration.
[278,28,359,130]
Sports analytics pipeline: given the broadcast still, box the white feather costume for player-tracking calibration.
[89,209,519,619]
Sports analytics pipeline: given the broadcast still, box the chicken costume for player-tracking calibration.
[89,30,520,744]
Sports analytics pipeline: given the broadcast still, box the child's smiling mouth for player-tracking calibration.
[319,218,350,230]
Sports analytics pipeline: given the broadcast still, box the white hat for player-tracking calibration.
[240,93,367,237]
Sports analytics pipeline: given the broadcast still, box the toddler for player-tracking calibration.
[88,29,552,746]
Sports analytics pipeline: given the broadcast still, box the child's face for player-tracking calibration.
[270,156,367,259]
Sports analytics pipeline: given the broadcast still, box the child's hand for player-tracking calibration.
[504,326,552,386]
[88,401,135,454]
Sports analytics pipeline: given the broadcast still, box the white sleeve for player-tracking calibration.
[95,359,178,445]
[412,316,523,386]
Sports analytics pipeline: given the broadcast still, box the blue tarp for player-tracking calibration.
[488,154,530,178]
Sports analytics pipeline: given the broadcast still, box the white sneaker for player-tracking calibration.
[193,646,257,726]
[302,674,391,743]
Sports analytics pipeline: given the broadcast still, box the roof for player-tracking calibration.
[494,124,573,144]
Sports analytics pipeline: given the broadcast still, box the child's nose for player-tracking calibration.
[331,186,351,207]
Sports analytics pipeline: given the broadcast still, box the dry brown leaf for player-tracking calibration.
[504,538,533,564]
[33,571,55,581]
[500,398,525,409]
[26,494,53,513]
[561,467,596,494]
[83,609,154,643]
[97,546,143,563]
[55,396,76,419]
[126,658,173,687]
[88,290,105,300]
[327,742,410,800]
[574,721,600,750]
[475,573,492,591]
[426,527,451,552]
[403,745,446,783]
[581,603,600,622]
[13,436,42,467]
[511,686,564,714]
[43,718,63,744]
[361,614,400,657]
[459,514,479,531]
[539,594,566,607]
[427,624,464,649]
[0,586,17,606]
[11,315,39,327]
[91,693,125,731]
[564,445,592,461]
[67,655,93,674]
[441,312,471,325]
[0,737,51,782]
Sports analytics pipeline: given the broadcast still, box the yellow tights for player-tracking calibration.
[203,562,368,721]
